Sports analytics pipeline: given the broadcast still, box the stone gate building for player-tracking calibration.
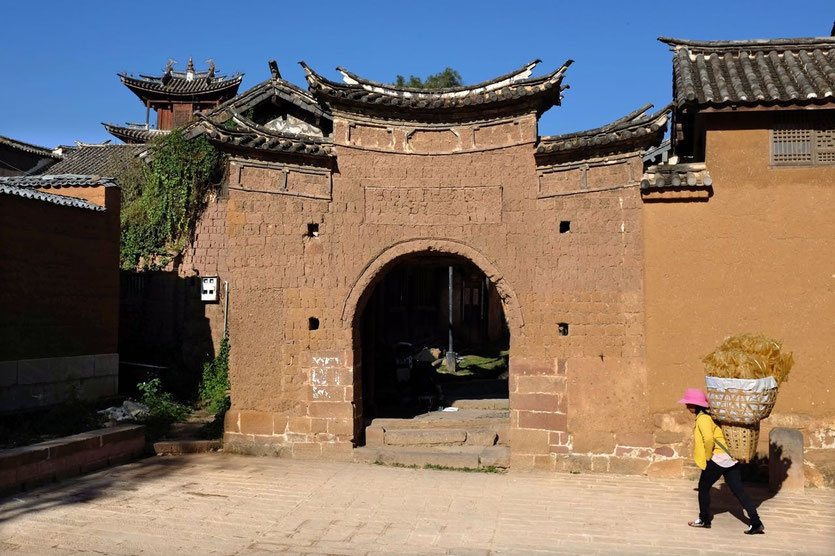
[171,35,834,480]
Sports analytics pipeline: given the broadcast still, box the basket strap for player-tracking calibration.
[714,436,734,458]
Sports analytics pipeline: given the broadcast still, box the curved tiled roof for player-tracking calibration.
[47,143,145,175]
[300,59,572,118]
[659,36,835,107]
[102,123,169,144]
[0,183,106,211]
[537,104,670,157]
[0,174,117,188]
[197,115,333,157]
[119,73,243,96]
[0,135,60,159]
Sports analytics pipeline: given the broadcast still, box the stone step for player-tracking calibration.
[354,445,510,470]
[444,398,509,410]
[380,427,499,447]
[370,408,509,431]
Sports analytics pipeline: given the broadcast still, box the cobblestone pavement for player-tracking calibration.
[1,453,833,555]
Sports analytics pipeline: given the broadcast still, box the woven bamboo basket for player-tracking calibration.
[719,424,760,463]
[705,377,779,462]
[704,380,778,425]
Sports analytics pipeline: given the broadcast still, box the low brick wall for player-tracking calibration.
[0,424,145,495]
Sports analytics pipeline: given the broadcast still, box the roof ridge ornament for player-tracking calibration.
[269,59,281,80]
[186,57,195,81]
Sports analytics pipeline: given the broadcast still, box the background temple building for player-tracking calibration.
[104,58,242,144]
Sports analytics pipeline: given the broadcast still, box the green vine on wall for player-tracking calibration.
[120,129,224,270]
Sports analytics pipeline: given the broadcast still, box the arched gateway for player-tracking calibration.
[199,57,667,471]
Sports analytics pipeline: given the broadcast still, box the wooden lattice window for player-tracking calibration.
[771,113,835,166]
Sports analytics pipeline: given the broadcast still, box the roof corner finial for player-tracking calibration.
[207,59,215,78]
[830,20,834,36]
[269,59,281,80]
[165,59,174,74]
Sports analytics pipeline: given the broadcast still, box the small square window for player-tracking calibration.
[308,317,320,331]
[307,223,319,237]
[559,221,571,234]
[558,323,569,336]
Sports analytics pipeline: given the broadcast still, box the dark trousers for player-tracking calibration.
[698,460,761,525]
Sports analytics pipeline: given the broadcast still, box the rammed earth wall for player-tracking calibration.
[176,80,835,481]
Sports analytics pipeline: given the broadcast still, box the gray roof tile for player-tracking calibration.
[0,174,118,188]
[0,183,105,211]
[660,36,835,107]
[46,144,145,175]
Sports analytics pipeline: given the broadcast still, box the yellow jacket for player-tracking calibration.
[693,412,730,470]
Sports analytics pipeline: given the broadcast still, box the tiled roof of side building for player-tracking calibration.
[0,174,118,188]
[46,143,145,176]
[537,104,670,157]
[102,123,169,144]
[659,36,835,107]
[0,183,105,211]
[0,135,61,159]
[300,59,572,118]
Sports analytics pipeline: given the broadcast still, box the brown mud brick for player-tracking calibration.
[308,402,352,419]
[514,393,563,412]
[571,431,616,454]
[518,411,567,431]
[288,417,312,433]
[321,442,354,460]
[654,430,684,444]
[327,418,354,435]
[617,432,654,447]
[511,428,550,454]
[239,410,275,435]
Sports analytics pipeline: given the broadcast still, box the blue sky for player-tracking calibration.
[2,1,832,147]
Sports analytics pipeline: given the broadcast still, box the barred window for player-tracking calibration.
[771,113,835,166]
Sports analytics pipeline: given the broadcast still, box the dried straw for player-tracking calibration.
[703,333,793,386]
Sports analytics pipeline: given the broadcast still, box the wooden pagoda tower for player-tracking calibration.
[103,58,243,143]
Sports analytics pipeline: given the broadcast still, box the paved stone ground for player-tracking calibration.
[1,453,833,555]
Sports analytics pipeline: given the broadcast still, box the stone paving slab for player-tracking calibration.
[0,453,833,554]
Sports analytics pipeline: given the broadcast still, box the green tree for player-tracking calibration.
[395,67,463,89]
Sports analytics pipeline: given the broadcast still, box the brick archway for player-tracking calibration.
[341,238,525,336]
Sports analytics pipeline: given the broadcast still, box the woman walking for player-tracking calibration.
[678,388,765,534]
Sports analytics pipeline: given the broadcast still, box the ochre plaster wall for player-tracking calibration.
[644,112,835,454]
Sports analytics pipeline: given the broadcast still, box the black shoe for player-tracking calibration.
[744,523,765,535]
[688,519,711,528]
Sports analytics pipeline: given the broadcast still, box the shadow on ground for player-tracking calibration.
[0,453,230,524]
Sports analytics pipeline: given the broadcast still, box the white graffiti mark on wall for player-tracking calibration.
[312,356,340,367]
[311,356,341,399]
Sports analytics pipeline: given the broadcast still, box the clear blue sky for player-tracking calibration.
[2,1,832,147]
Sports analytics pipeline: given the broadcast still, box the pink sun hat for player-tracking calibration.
[677,388,710,407]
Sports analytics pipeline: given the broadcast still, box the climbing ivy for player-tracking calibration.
[120,129,224,270]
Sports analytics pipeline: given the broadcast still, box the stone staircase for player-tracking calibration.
[354,406,510,469]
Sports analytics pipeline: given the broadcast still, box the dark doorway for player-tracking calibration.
[358,254,510,429]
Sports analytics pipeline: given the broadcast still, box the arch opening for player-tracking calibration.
[352,250,512,445]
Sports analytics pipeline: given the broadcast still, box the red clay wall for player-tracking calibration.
[206,110,649,470]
